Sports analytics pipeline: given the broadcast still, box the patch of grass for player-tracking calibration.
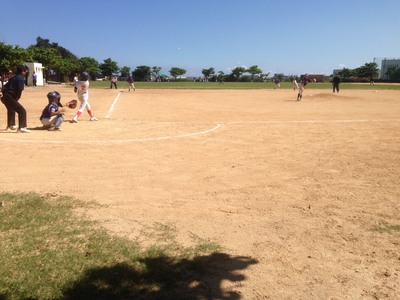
[0,192,248,300]
[372,222,400,233]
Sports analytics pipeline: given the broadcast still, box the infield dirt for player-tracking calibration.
[1,86,399,299]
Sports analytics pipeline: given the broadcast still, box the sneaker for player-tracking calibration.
[5,125,18,130]
[18,127,31,133]
[70,117,78,123]
[90,116,98,121]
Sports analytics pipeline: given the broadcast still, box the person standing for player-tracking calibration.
[0,65,31,132]
[332,74,340,93]
[297,74,311,101]
[32,71,37,87]
[370,74,375,86]
[71,72,98,123]
[274,78,281,89]
[128,76,135,92]
[291,77,299,90]
[110,76,118,89]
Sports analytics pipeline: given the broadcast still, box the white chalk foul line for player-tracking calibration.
[106,92,122,118]
[0,123,222,144]
[221,119,400,125]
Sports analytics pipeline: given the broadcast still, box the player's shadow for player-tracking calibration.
[61,252,258,300]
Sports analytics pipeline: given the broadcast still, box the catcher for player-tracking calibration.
[40,91,74,131]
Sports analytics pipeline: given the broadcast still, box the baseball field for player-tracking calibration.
[1,85,399,298]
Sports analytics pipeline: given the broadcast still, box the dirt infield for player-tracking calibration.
[1,86,399,299]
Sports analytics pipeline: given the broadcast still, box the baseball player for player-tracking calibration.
[128,76,135,92]
[40,91,65,131]
[332,74,340,93]
[297,74,311,101]
[291,77,299,90]
[71,72,97,123]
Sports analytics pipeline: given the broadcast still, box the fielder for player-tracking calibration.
[297,74,311,101]
[71,72,98,123]
[128,76,135,92]
[292,77,299,90]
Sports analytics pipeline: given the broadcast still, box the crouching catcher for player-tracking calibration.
[40,91,66,131]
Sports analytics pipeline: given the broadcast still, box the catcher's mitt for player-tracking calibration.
[66,99,78,109]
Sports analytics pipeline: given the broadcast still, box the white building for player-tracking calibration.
[25,62,45,86]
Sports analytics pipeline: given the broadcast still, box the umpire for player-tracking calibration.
[332,74,340,93]
[1,65,31,132]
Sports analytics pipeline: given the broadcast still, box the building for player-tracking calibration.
[379,58,400,80]
[24,62,44,86]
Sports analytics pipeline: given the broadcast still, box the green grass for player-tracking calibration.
[372,222,400,233]
[83,80,400,90]
[0,192,252,300]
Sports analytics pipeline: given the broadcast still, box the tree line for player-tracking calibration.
[1,37,395,82]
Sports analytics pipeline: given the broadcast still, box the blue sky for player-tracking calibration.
[1,0,399,77]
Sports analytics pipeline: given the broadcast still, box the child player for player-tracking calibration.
[40,91,65,131]
[297,74,311,101]
[71,72,98,123]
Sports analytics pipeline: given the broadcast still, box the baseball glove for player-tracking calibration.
[66,99,78,109]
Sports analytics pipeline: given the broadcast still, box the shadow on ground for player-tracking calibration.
[61,252,258,300]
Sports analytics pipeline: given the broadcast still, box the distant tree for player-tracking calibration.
[33,36,77,60]
[79,57,100,80]
[385,65,400,81]
[247,65,262,82]
[201,67,215,81]
[120,66,131,77]
[100,58,119,78]
[338,68,353,80]
[274,73,285,81]
[0,43,30,70]
[354,62,379,80]
[230,67,246,81]
[27,46,64,81]
[133,65,151,81]
[151,66,162,80]
[169,67,186,80]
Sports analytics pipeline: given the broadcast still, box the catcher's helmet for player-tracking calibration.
[47,91,62,106]
[80,71,89,81]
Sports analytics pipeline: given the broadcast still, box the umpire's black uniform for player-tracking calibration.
[1,65,29,129]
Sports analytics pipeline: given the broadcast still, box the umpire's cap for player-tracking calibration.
[16,65,29,74]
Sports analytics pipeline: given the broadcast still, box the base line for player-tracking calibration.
[106,92,122,118]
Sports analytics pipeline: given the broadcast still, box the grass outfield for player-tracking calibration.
[88,81,400,90]
[0,192,224,299]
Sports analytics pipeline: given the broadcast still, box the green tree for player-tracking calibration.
[120,66,131,77]
[28,37,80,81]
[338,68,353,80]
[151,66,162,80]
[0,43,30,71]
[99,58,119,78]
[79,57,100,80]
[354,62,378,80]
[230,67,246,81]
[26,46,59,81]
[385,65,400,81]
[33,36,77,60]
[201,67,215,81]
[132,65,151,81]
[247,65,262,82]
[169,67,186,80]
